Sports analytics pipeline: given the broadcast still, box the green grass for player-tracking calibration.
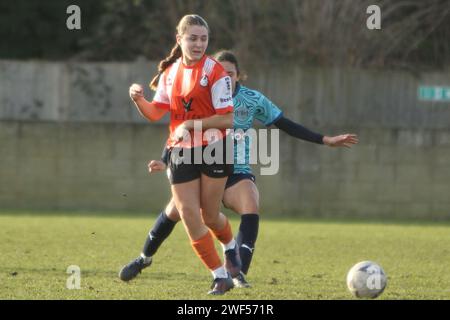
[1,211,449,300]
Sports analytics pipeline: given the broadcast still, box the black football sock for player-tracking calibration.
[142,211,177,258]
[236,213,259,275]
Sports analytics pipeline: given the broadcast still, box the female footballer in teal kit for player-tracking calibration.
[120,51,358,287]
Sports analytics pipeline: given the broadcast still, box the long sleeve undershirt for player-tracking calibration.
[273,116,324,145]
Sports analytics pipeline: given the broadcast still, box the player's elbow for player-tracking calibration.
[147,112,165,122]
[139,104,167,122]
[137,110,156,122]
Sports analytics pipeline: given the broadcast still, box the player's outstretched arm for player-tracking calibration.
[322,134,359,148]
[273,116,324,144]
[129,83,167,122]
[273,116,358,148]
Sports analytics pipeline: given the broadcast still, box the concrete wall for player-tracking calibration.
[0,121,172,211]
[258,126,450,219]
[1,60,449,219]
[0,59,161,123]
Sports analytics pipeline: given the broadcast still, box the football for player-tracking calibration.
[346,261,387,298]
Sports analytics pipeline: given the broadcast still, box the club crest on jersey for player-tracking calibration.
[182,98,193,112]
[235,106,250,122]
[200,74,208,87]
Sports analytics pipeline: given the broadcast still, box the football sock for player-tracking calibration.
[142,211,177,258]
[209,218,233,246]
[140,253,152,264]
[222,238,236,252]
[236,214,259,275]
[191,231,222,271]
[212,266,228,279]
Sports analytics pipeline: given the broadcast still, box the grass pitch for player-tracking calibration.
[1,210,449,300]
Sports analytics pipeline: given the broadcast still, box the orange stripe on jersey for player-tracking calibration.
[151,55,233,148]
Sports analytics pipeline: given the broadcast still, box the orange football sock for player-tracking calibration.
[191,231,222,271]
[210,218,233,245]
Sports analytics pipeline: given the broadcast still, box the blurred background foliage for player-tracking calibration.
[0,0,449,69]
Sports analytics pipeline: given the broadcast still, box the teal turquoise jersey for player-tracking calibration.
[232,83,283,174]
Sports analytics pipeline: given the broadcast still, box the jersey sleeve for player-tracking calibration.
[254,92,283,126]
[151,72,170,110]
[210,69,233,115]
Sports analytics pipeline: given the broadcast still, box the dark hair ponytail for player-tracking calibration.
[150,43,182,90]
[214,50,247,81]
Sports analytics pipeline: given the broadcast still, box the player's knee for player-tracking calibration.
[203,219,221,231]
[177,203,198,219]
[201,211,221,230]
[238,198,259,214]
[165,200,181,222]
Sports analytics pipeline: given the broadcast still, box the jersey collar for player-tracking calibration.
[181,55,206,69]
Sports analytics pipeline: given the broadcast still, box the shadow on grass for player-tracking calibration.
[0,266,210,283]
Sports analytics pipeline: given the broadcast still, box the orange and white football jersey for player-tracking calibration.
[152,55,233,148]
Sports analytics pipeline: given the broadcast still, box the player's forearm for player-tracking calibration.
[273,116,324,144]
[134,98,166,122]
[185,112,233,130]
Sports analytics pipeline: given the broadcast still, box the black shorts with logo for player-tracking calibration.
[225,173,256,190]
[166,138,234,185]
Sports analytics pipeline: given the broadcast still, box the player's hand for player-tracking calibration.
[323,134,358,148]
[129,84,144,102]
[148,160,166,173]
[173,122,191,142]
